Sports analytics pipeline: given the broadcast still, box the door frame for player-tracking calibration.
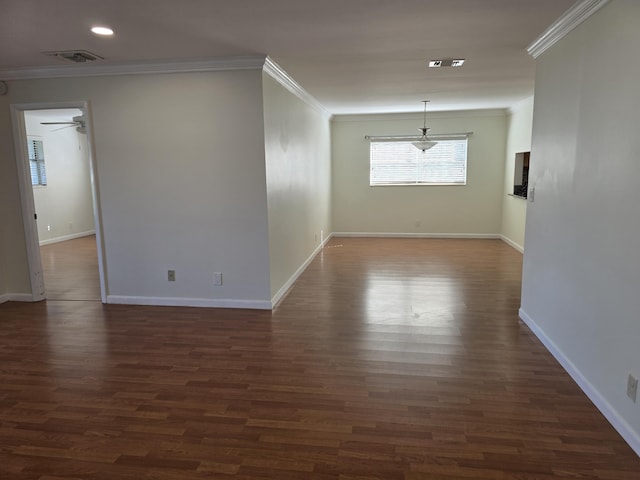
[10,101,108,303]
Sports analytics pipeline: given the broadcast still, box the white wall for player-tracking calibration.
[4,70,273,308]
[331,111,507,235]
[0,94,11,300]
[521,0,640,453]
[0,240,5,300]
[500,97,533,251]
[24,110,95,244]
[262,73,332,302]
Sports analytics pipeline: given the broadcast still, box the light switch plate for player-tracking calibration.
[627,374,638,402]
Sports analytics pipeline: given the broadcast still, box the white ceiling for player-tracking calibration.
[0,0,576,114]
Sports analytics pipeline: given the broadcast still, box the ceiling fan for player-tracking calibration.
[40,114,86,134]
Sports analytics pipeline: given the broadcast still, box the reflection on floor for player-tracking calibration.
[40,235,100,301]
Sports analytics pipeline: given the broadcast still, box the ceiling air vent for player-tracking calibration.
[43,50,104,63]
[429,59,465,68]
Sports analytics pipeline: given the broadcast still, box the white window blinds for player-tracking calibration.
[27,138,47,186]
[369,138,468,186]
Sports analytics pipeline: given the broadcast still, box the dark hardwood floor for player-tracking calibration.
[0,237,638,479]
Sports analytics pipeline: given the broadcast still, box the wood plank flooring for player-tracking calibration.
[40,235,101,301]
[0,237,638,479]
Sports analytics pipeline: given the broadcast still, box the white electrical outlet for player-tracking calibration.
[168,270,176,282]
[213,272,223,286]
[47,224,51,231]
[627,374,638,402]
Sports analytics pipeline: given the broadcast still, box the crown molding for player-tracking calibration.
[527,0,610,59]
[0,54,332,118]
[0,55,267,80]
[263,57,330,118]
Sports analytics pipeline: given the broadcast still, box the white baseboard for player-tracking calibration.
[106,295,272,310]
[500,235,524,253]
[519,308,640,457]
[39,230,95,246]
[270,233,334,309]
[333,232,501,239]
[0,293,35,304]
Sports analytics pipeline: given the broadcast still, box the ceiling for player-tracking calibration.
[24,109,82,123]
[0,0,576,114]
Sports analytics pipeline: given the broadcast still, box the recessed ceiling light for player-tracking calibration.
[91,26,114,36]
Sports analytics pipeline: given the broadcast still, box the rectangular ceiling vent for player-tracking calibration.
[43,50,104,63]
[429,59,465,68]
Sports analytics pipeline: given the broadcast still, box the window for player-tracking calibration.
[369,137,468,186]
[27,137,47,186]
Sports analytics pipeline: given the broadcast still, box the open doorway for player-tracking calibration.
[11,102,107,303]
[24,109,100,300]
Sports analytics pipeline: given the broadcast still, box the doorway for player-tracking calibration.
[11,102,107,302]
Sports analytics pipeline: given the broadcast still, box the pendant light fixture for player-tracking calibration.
[412,100,437,152]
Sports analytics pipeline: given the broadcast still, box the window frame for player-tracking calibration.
[368,135,469,187]
[27,136,47,187]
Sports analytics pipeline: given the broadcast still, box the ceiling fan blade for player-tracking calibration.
[52,124,77,132]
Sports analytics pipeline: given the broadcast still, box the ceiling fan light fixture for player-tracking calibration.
[40,114,86,133]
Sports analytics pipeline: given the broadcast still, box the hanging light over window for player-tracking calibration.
[412,100,437,152]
